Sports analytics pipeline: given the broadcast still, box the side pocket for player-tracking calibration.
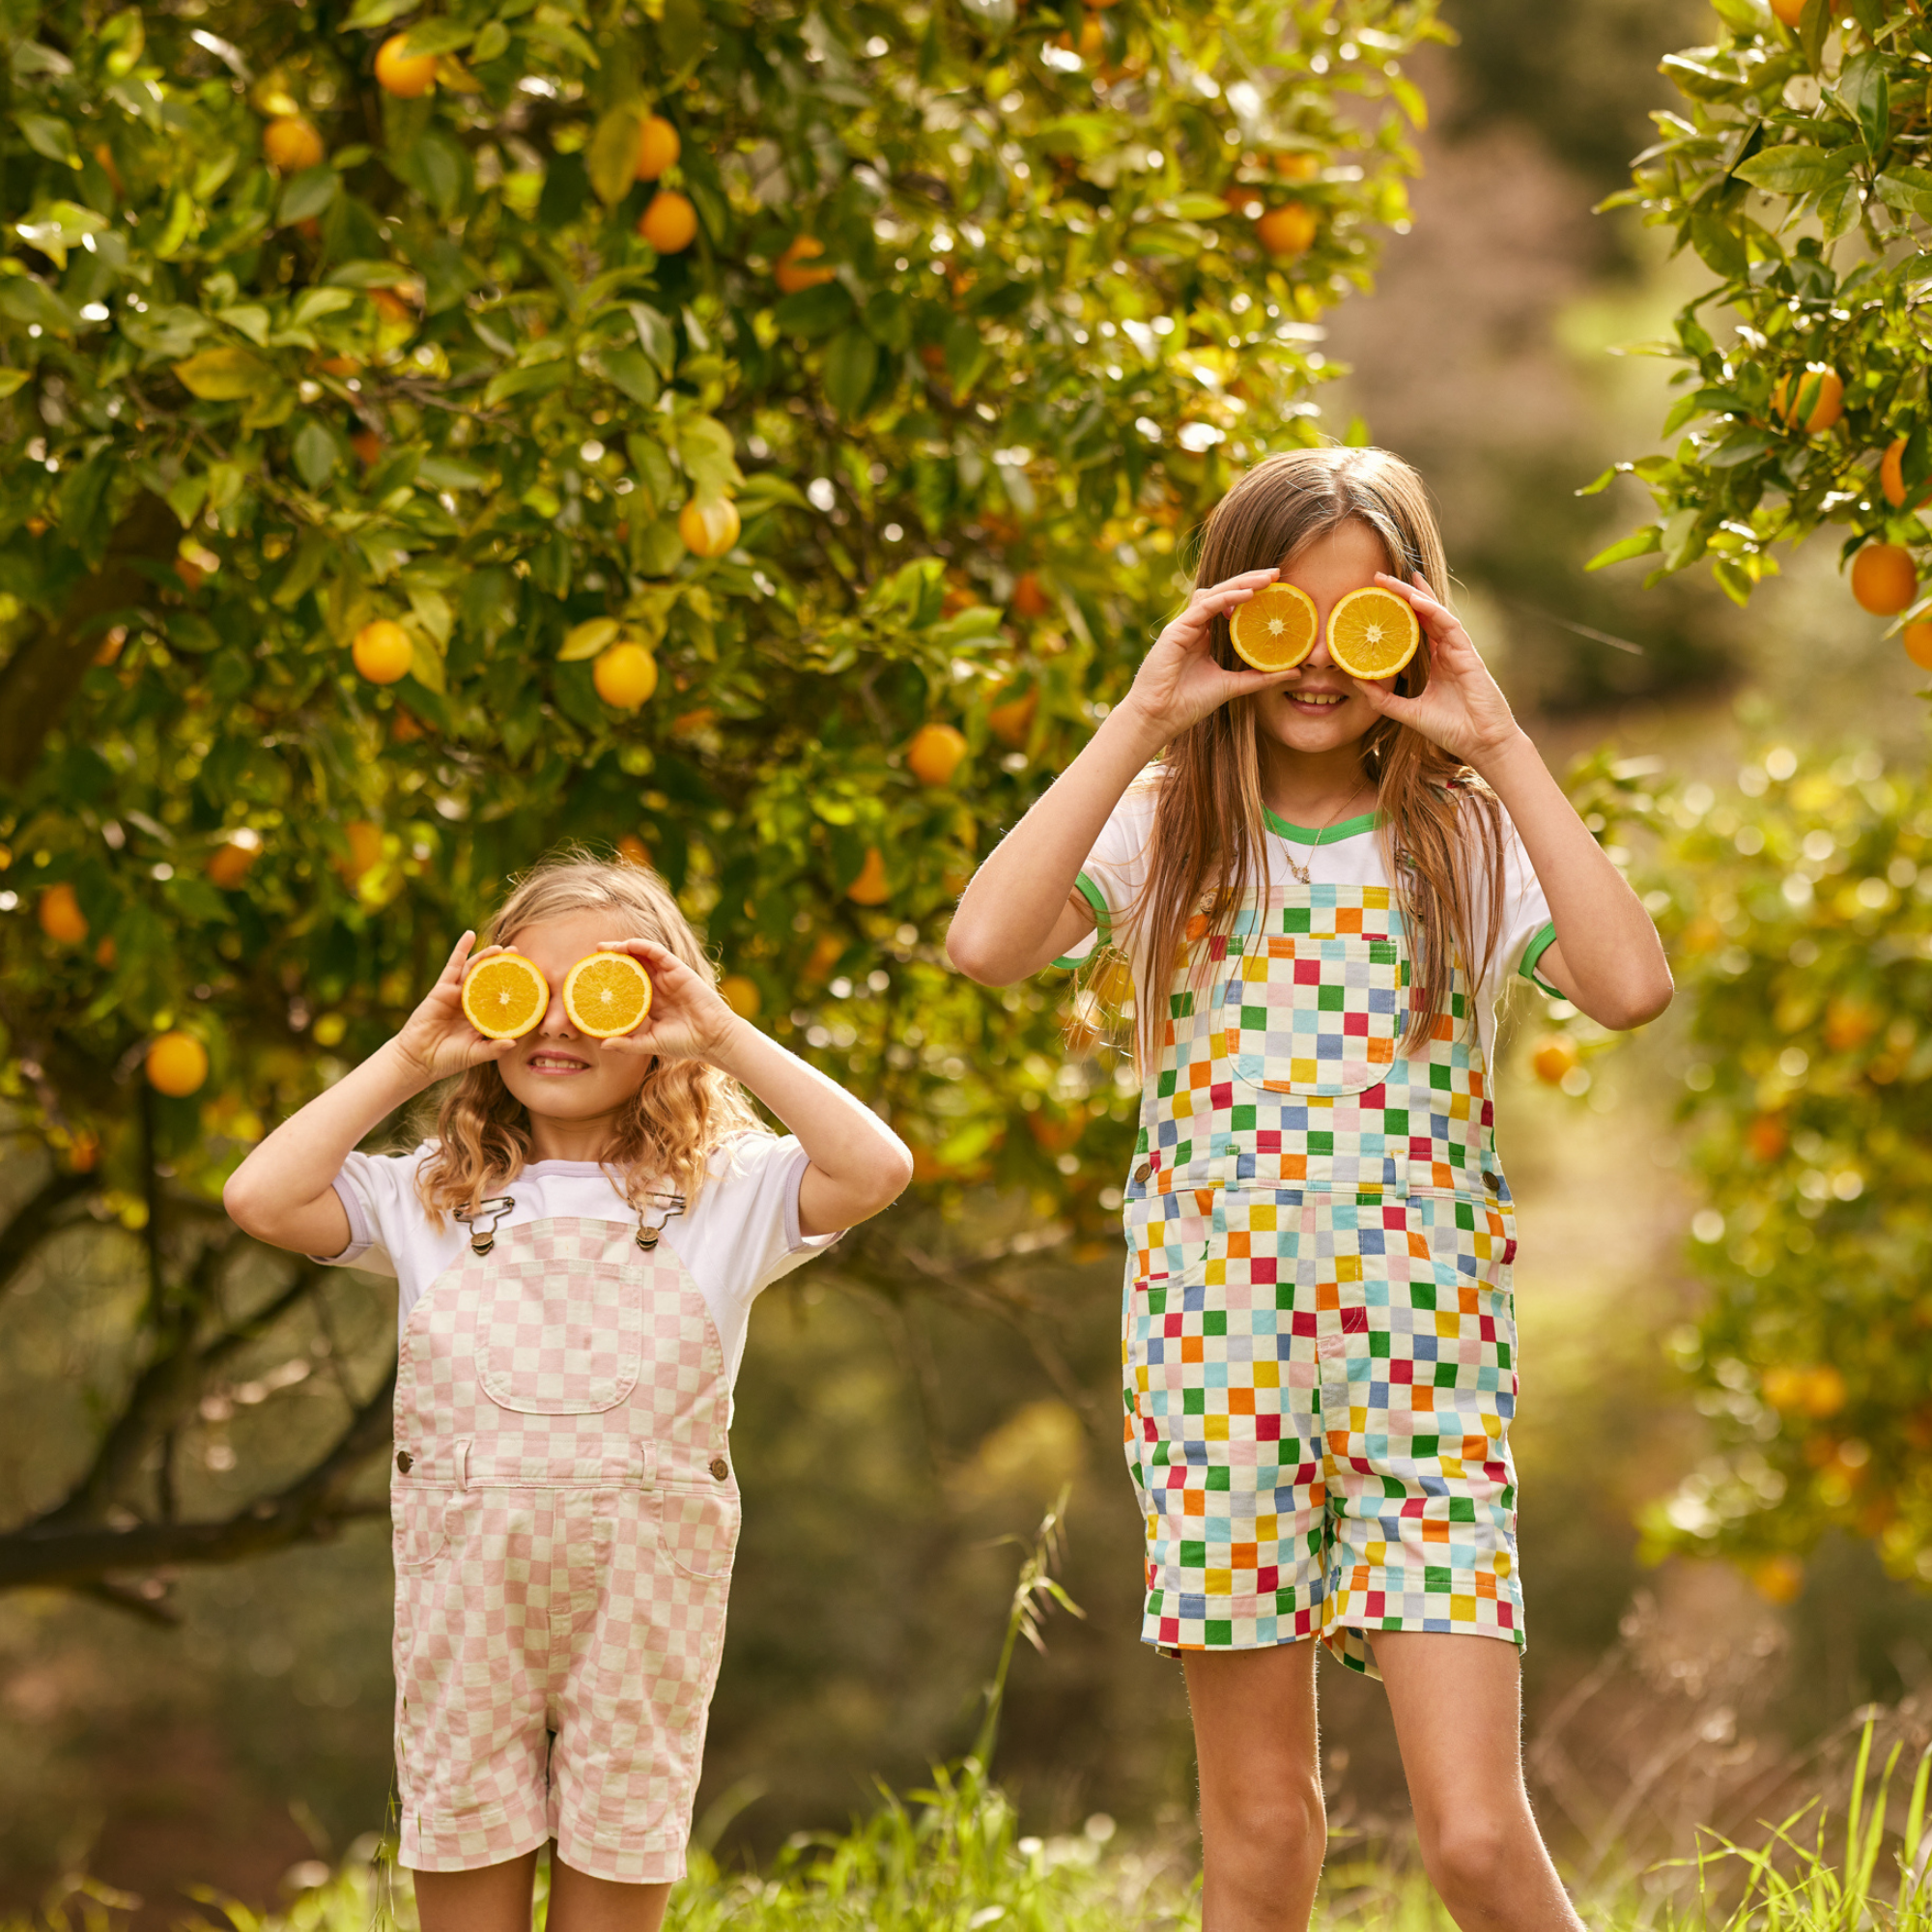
[659,1484,741,1582]
[392,1490,452,1574]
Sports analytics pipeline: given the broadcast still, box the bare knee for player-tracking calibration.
[1203,1775,1327,1880]
[1419,1811,1517,1906]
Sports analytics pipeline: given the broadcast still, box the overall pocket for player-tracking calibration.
[658,1484,741,1582]
[392,1489,454,1573]
[474,1257,644,1414]
[1220,936,1406,1096]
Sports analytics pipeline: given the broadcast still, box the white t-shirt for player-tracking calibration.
[1057,772,1559,1067]
[317,1132,836,1388]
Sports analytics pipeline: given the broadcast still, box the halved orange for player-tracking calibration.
[562,950,653,1038]
[1229,582,1319,670]
[1326,585,1420,682]
[462,952,550,1039]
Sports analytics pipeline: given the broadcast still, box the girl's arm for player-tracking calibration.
[948,567,1293,986]
[602,941,913,1237]
[222,933,517,1255]
[1356,573,1674,1032]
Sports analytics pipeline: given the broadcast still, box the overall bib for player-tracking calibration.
[1121,882,1523,1678]
[390,1207,737,1881]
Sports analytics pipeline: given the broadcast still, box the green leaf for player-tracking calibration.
[1688,213,1747,278]
[272,530,331,607]
[409,634,446,694]
[560,617,620,662]
[1586,527,1664,571]
[1704,427,1774,469]
[825,328,879,420]
[1732,145,1852,196]
[736,473,811,511]
[661,0,709,71]
[290,287,357,327]
[773,282,855,341]
[344,0,416,23]
[1577,467,1619,498]
[398,18,473,55]
[629,303,677,374]
[173,348,270,401]
[676,416,741,497]
[0,369,29,399]
[482,362,569,408]
[1875,168,1932,219]
[587,105,644,210]
[277,166,340,226]
[1839,51,1889,163]
[17,114,79,169]
[292,418,339,492]
[601,346,661,408]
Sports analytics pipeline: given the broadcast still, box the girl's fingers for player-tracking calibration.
[439,931,477,983]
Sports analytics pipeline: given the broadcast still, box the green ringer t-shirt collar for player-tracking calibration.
[1262,806,1381,845]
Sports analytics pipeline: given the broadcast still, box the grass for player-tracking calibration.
[11,1510,1931,1931]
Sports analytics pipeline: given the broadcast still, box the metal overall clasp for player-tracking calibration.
[634,1191,687,1251]
[454,1195,516,1257]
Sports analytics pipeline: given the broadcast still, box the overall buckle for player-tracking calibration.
[635,1191,687,1251]
[454,1195,516,1257]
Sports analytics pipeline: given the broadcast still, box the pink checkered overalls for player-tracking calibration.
[390,1202,737,1881]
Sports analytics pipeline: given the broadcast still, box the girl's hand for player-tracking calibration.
[1347,573,1524,772]
[1122,569,1308,741]
[393,933,521,1085]
[596,939,741,1065]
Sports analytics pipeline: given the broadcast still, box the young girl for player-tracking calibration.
[224,856,912,1932]
[948,447,1672,1931]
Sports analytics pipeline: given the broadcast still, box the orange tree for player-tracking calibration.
[1577,1,1932,1593]
[1562,747,1932,1598]
[1587,0,1932,636]
[0,0,1439,1606]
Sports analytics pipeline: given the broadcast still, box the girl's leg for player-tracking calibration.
[547,1858,672,1932]
[412,1848,540,1932]
[1182,1639,1325,1932]
[1372,1632,1584,1932]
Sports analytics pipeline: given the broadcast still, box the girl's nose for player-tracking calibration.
[534,980,580,1037]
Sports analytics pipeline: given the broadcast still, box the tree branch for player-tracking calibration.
[0,1362,397,1593]
[0,490,179,788]
[0,1164,94,1306]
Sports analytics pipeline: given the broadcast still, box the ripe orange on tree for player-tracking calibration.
[339,819,384,883]
[561,951,653,1037]
[593,642,659,710]
[775,237,836,295]
[1772,364,1844,435]
[614,834,652,869]
[1325,585,1419,680]
[207,828,263,889]
[1903,621,1932,671]
[679,497,740,557]
[146,1031,210,1097]
[639,191,697,254]
[1222,182,1264,219]
[1273,151,1321,180]
[636,114,680,182]
[906,723,968,787]
[802,931,845,981]
[263,117,324,173]
[846,847,890,905]
[1229,582,1318,670]
[1745,1113,1788,1163]
[1750,1553,1804,1604]
[987,684,1038,748]
[719,974,761,1020]
[1850,543,1918,615]
[463,952,551,1039]
[1531,1035,1580,1086]
[375,32,438,98]
[369,288,415,335]
[1256,202,1317,258]
[1879,437,1930,511]
[352,618,413,684]
[351,428,384,468]
[1010,571,1050,618]
[39,882,87,946]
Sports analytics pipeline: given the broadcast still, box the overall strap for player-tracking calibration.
[453,1195,517,1257]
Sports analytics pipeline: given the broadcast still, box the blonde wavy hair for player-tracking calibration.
[413,852,766,1225]
[1123,445,1507,1071]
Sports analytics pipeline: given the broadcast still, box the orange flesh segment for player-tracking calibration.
[462,954,550,1038]
[562,952,653,1037]
[1229,582,1319,670]
[1326,586,1420,681]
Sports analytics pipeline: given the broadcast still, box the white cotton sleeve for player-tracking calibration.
[1484,814,1559,1009]
[1051,772,1161,969]
[308,1148,429,1277]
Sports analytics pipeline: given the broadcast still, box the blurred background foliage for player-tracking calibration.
[4,0,1932,1923]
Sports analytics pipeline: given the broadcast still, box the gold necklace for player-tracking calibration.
[1279,784,1370,886]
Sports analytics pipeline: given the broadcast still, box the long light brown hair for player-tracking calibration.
[1123,446,1507,1069]
[414,852,766,1224]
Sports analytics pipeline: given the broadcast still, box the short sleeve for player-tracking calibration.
[1486,814,1559,1007]
[1051,772,1160,969]
[309,1148,429,1276]
[677,1132,838,1299]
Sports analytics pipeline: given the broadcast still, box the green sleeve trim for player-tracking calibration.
[1518,922,1561,997]
[1051,873,1111,970]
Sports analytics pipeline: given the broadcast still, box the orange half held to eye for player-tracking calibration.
[1229,582,1319,671]
[562,951,654,1038]
[462,953,551,1039]
[1326,585,1420,682]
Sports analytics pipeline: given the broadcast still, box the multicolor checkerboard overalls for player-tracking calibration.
[1122,883,1523,1678]
[391,1212,738,1880]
